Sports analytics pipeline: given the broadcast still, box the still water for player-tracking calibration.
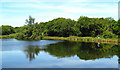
[2,39,119,68]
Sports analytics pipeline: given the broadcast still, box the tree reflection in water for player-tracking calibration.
[24,41,118,62]
[24,45,46,61]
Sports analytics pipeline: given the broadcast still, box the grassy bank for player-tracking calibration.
[0,33,17,39]
[43,36,119,44]
[0,34,119,44]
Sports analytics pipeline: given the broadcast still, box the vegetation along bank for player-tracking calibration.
[0,16,120,43]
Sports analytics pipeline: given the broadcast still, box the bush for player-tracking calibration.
[102,30,117,39]
[1,25,15,35]
[15,33,24,40]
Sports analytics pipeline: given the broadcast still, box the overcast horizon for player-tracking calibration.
[0,0,119,27]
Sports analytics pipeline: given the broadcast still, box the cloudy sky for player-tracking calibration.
[0,0,119,27]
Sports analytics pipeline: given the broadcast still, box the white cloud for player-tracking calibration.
[3,2,117,14]
[0,0,118,27]
[0,17,26,27]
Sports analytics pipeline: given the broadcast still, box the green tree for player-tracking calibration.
[15,16,118,40]
[16,16,37,40]
[44,18,81,37]
[1,25,15,35]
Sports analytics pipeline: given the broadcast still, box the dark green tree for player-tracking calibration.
[1,25,15,35]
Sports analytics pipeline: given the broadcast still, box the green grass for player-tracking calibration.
[0,33,17,39]
[0,35,118,44]
[68,36,118,40]
[43,36,118,44]
[44,36,118,41]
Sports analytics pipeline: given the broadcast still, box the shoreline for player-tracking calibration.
[43,36,119,44]
[0,35,119,44]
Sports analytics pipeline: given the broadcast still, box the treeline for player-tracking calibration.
[0,25,15,35]
[1,16,119,40]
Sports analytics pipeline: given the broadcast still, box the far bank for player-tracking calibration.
[0,34,119,44]
[43,36,119,44]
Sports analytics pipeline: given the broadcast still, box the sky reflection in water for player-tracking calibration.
[2,39,119,68]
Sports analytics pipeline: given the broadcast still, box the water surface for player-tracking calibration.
[2,39,119,68]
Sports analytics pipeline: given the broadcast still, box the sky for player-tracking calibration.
[0,0,119,27]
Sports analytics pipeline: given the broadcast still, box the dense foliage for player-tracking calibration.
[0,25,15,35]
[1,16,119,40]
[44,18,81,37]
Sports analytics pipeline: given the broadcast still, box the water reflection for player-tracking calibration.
[97,42,100,47]
[24,41,118,61]
[118,43,120,69]
[24,45,46,61]
[2,39,119,68]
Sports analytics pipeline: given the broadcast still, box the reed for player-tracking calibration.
[43,36,119,44]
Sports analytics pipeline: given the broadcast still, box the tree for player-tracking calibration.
[1,25,15,35]
[76,16,116,37]
[16,16,39,40]
[25,16,35,26]
[15,16,118,40]
[44,18,81,37]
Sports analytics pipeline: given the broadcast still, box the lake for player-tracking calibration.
[2,39,119,68]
